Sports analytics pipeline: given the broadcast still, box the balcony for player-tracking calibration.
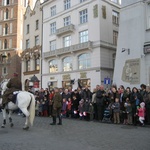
[43,41,92,59]
[56,24,75,36]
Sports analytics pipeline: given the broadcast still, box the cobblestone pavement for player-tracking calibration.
[0,114,149,150]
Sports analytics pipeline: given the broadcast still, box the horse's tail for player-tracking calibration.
[29,93,35,126]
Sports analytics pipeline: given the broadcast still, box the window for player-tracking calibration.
[63,57,72,71]
[50,40,56,51]
[5,24,8,35]
[4,39,7,49]
[64,16,71,26]
[50,22,56,34]
[35,36,39,46]
[35,20,39,30]
[111,0,119,4]
[80,0,87,3]
[6,0,9,5]
[35,58,40,70]
[26,39,29,49]
[49,60,58,73]
[26,60,30,72]
[64,0,71,10]
[51,5,56,16]
[79,30,88,43]
[63,36,71,47]
[112,10,119,25]
[78,53,90,69]
[6,8,9,19]
[27,24,29,34]
[2,67,7,75]
[80,9,88,24]
[113,30,118,45]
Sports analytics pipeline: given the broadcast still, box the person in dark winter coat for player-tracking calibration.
[2,73,22,108]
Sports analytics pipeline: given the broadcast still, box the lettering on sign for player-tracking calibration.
[80,72,87,79]
[62,74,71,80]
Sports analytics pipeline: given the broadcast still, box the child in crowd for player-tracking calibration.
[112,98,120,124]
[35,100,40,116]
[66,98,72,118]
[42,97,49,117]
[62,98,67,118]
[38,100,43,116]
[137,102,146,126]
[124,97,132,125]
[78,99,84,120]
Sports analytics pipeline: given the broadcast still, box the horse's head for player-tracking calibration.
[0,79,9,95]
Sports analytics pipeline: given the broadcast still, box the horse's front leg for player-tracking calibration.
[1,108,6,128]
[8,110,14,127]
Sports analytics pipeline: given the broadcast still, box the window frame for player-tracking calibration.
[49,59,58,73]
[79,30,88,43]
[50,40,56,51]
[79,9,88,24]
[51,5,56,17]
[63,35,71,47]
[64,0,71,10]
[50,22,56,35]
[64,16,71,26]
[62,56,73,72]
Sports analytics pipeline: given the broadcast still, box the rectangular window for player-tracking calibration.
[51,5,56,16]
[26,39,29,49]
[80,0,87,3]
[26,60,30,72]
[79,30,88,43]
[35,20,39,30]
[50,22,56,34]
[64,0,71,10]
[64,16,71,26]
[112,10,119,25]
[80,9,88,24]
[63,36,71,47]
[35,59,40,70]
[50,40,56,51]
[35,36,39,46]
[27,24,29,34]
[113,31,118,45]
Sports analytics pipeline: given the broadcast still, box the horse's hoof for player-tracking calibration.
[10,123,14,127]
[1,125,5,128]
[23,126,29,130]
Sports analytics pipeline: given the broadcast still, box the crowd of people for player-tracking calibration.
[32,84,150,126]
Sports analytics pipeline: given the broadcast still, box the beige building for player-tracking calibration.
[41,0,121,90]
[21,0,43,91]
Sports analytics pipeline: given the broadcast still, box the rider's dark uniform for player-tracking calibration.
[2,73,22,107]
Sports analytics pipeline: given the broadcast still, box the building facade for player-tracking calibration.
[42,0,121,90]
[113,0,150,88]
[0,0,26,81]
[21,0,43,91]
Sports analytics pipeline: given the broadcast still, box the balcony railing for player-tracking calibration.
[43,41,92,59]
[56,24,75,36]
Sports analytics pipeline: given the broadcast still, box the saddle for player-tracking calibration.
[8,91,19,104]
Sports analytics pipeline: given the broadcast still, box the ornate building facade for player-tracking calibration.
[21,0,42,91]
[41,0,121,90]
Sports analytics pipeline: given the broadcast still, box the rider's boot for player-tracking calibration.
[1,104,5,109]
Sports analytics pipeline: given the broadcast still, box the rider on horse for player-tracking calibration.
[1,72,22,109]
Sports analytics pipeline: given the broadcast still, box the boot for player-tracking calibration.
[57,115,62,125]
[50,116,56,125]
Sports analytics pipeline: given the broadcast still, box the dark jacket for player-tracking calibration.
[96,90,106,105]
[53,92,62,108]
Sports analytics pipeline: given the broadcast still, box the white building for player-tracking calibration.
[21,0,43,91]
[42,0,121,90]
[113,0,150,88]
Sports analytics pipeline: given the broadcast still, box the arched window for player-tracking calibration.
[4,39,7,49]
[78,53,90,69]
[5,24,8,34]
[6,8,9,19]
[63,56,72,71]
[49,60,58,73]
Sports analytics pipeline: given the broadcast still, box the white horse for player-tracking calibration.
[0,79,35,130]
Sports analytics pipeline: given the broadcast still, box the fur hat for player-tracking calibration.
[13,72,18,77]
